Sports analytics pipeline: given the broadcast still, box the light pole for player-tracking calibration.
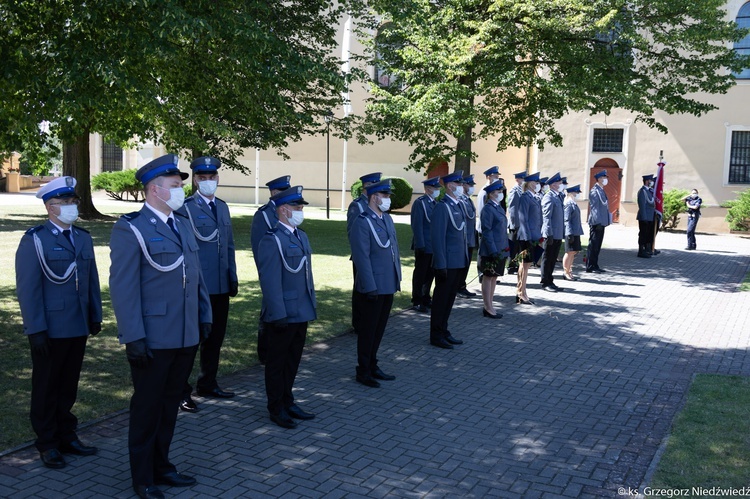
[325,112,333,219]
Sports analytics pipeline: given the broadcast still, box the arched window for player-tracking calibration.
[734,2,750,79]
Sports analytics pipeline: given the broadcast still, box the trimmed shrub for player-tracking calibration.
[725,189,750,231]
[91,169,143,201]
[661,188,689,231]
[350,176,414,211]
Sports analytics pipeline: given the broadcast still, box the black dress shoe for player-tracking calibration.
[430,338,454,349]
[356,374,381,388]
[445,334,463,345]
[270,409,298,429]
[287,404,315,420]
[155,471,197,487]
[196,387,235,398]
[133,485,165,499]
[483,309,502,319]
[180,396,200,413]
[39,449,66,469]
[371,367,396,381]
[60,439,97,456]
[457,288,477,298]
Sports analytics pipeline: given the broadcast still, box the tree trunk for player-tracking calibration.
[454,123,473,175]
[63,133,104,219]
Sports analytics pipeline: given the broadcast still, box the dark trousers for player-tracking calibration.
[129,346,197,486]
[351,262,362,333]
[354,292,394,374]
[638,220,655,247]
[264,321,307,415]
[430,268,462,342]
[687,215,699,249]
[183,293,230,396]
[586,224,606,271]
[507,231,519,271]
[540,239,562,286]
[411,251,434,306]
[30,336,87,452]
[458,247,476,289]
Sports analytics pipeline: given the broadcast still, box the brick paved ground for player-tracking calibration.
[1,224,749,498]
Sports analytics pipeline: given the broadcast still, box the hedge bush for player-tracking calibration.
[661,188,689,231]
[350,176,413,211]
[725,189,750,231]
[91,169,143,201]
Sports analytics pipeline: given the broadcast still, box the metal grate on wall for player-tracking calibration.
[729,131,750,184]
[592,128,624,153]
[102,141,123,172]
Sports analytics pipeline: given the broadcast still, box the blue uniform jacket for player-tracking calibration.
[460,196,477,248]
[16,221,102,338]
[564,199,584,236]
[179,194,237,295]
[478,201,510,258]
[636,186,655,221]
[346,195,368,237]
[588,184,611,227]
[251,200,278,258]
[541,190,565,240]
[410,194,435,253]
[430,196,469,270]
[257,225,317,324]
[109,207,212,349]
[507,184,523,230]
[350,207,402,295]
[517,191,543,242]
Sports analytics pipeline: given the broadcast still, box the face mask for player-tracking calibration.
[601,178,609,186]
[57,205,79,225]
[575,194,580,201]
[429,189,440,199]
[287,209,304,227]
[198,180,218,197]
[453,185,464,197]
[493,192,504,203]
[562,184,568,191]
[534,184,541,193]
[157,185,185,211]
[378,197,391,212]
[648,181,654,188]
[691,192,698,198]
[557,184,565,193]
[466,186,475,196]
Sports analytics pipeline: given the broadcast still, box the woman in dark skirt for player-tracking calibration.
[563,184,584,281]
[478,180,510,319]
[516,173,543,304]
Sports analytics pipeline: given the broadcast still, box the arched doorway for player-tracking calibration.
[590,158,622,223]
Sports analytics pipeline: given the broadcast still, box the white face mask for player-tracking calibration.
[429,189,440,199]
[534,184,541,193]
[647,181,654,188]
[453,185,464,197]
[57,204,79,225]
[198,180,218,197]
[378,197,391,212]
[562,183,568,191]
[157,185,185,211]
[575,193,581,200]
[287,209,304,227]
[466,186,475,196]
[601,178,609,186]
[493,192,504,203]
[556,184,565,193]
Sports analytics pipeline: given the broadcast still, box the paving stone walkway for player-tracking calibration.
[2,225,749,498]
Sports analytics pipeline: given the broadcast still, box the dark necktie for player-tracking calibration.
[62,229,74,248]
[166,217,180,240]
[209,200,217,219]
[293,228,300,240]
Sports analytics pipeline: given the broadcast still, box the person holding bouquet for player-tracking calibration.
[478,180,510,318]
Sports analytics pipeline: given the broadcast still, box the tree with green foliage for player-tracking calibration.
[356,0,750,174]
[0,1,357,218]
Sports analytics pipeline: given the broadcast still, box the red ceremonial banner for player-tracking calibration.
[654,161,665,218]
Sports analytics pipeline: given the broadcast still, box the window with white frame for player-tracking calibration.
[729,130,750,184]
[592,128,624,153]
[734,2,750,79]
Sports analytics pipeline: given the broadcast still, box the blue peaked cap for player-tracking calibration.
[483,166,499,176]
[359,172,382,184]
[514,170,527,179]
[190,156,221,174]
[484,181,505,193]
[594,170,608,179]
[422,176,441,187]
[137,154,188,185]
[366,179,393,196]
[37,176,77,202]
[523,172,540,182]
[567,184,581,193]
[547,172,562,184]
[271,185,309,206]
[441,170,464,184]
[462,174,476,185]
[266,175,291,191]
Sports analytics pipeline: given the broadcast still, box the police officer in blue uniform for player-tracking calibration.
[251,175,292,364]
[563,184,584,281]
[586,170,611,273]
[475,166,500,235]
[516,173,543,304]
[506,170,527,275]
[349,179,402,388]
[178,157,238,413]
[347,172,382,335]
[429,170,468,349]
[15,176,102,469]
[540,172,565,292]
[636,174,655,258]
[109,154,212,499]
[257,186,317,429]
[457,174,478,297]
[478,180,509,319]
[685,189,702,250]
[410,176,440,313]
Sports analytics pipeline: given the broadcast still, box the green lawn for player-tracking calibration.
[650,374,750,491]
[0,202,415,450]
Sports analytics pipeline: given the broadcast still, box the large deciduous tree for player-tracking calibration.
[357,0,750,174]
[0,0,355,218]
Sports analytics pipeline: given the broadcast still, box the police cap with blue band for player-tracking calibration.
[359,172,382,184]
[271,185,309,206]
[523,172,540,183]
[642,174,654,181]
[483,166,499,176]
[190,156,221,174]
[538,177,549,186]
[365,179,393,196]
[462,174,476,185]
[514,170,527,179]
[37,176,78,202]
[567,184,582,193]
[594,170,608,179]
[423,176,441,187]
[266,175,291,191]
[484,180,505,193]
[547,172,563,184]
[137,154,189,185]
[440,170,464,185]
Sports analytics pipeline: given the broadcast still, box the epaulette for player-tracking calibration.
[122,212,141,221]
[174,210,188,218]
[25,225,44,235]
[184,196,198,204]
[72,225,90,233]
[265,227,279,235]
[358,212,369,219]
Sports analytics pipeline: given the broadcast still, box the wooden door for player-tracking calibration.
[589,158,622,223]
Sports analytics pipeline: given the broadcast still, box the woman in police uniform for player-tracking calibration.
[478,180,509,318]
